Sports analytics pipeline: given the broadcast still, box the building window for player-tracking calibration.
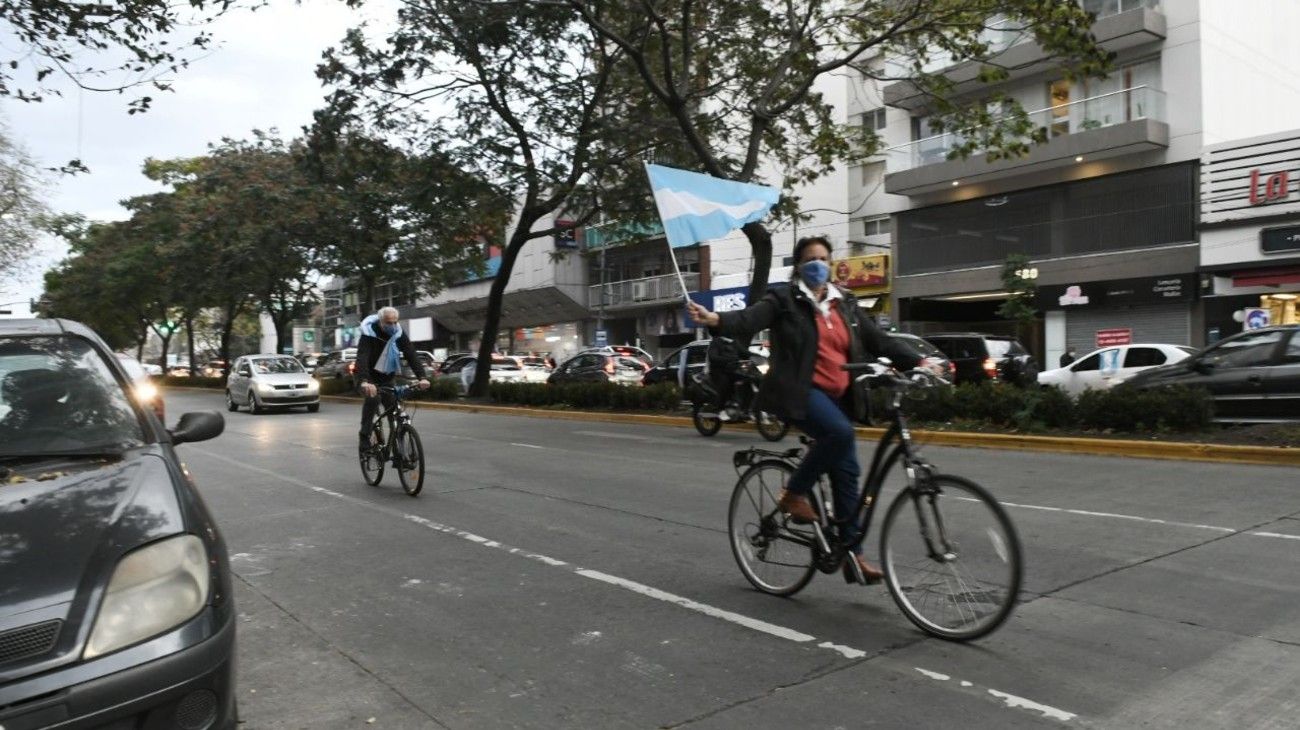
[860,107,887,131]
[860,216,891,236]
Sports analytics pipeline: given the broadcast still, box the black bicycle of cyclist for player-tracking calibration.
[359,384,426,496]
[727,360,1023,641]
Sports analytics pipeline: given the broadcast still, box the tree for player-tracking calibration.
[299,116,508,316]
[0,122,51,282]
[1,0,234,116]
[320,0,634,396]
[997,252,1038,341]
[559,0,1112,300]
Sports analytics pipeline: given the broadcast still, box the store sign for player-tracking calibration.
[831,254,889,293]
[595,329,608,346]
[554,219,579,249]
[1095,328,1132,347]
[1261,225,1300,254]
[1248,168,1292,205]
[1039,274,1194,309]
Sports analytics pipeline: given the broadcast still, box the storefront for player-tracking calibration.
[831,254,892,323]
[1037,274,1196,361]
[1200,129,1300,342]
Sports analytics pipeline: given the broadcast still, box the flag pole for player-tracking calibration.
[643,162,693,306]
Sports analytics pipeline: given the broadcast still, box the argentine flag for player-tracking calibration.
[646,164,780,248]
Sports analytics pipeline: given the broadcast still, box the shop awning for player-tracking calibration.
[1232,266,1300,288]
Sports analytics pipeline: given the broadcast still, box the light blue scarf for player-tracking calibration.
[361,314,402,374]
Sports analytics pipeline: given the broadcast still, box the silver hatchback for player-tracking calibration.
[225,355,320,414]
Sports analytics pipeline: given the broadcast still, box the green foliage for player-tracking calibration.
[488,382,682,412]
[900,383,1212,433]
[997,253,1039,333]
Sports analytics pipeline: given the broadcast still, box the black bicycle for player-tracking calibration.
[359,384,426,496]
[727,361,1022,641]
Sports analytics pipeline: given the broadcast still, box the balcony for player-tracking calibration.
[884,86,1168,195]
[882,0,1165,110]
[589,272,700,312]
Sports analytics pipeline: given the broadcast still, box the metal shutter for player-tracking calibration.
[1065,302,1191,349]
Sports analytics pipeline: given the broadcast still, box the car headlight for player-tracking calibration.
[258,381,274,393]
[84,534,210,659]
[306,380,320,391]
[134,381,158,403]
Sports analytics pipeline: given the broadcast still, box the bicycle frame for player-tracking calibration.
[369,387,411,459]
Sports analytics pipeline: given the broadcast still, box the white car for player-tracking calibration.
[1037,343,1198,396]
[436,356,527,394]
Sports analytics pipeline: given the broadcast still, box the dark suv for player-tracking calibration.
[925,333,1039,387]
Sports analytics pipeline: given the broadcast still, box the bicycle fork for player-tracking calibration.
[907,463,957,562]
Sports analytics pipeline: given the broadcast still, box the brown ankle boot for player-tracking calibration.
[777,490,818,523]
[843,554,884,584]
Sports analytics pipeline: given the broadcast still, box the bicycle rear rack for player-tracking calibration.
[732,446,802,473]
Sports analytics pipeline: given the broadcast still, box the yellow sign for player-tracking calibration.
[832,254,890,295]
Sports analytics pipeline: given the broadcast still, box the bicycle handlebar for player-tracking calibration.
[841,360,950,389]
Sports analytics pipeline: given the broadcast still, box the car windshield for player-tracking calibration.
[252,357,305,374]
[931,337,982,359]
[0,336,146,457]
[897,336,941,357]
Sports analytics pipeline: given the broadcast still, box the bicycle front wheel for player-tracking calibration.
[728,460,816,596]
[880,475,1022,641]
[394,424,426,496]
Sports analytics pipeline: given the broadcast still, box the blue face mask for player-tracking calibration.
[383,323,399,335]
[799,259,830,288]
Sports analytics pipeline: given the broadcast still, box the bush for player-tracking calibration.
[160,375,225,390]
[488,382,682,411]
[317,378,354,396]
[1075,385,1213,432]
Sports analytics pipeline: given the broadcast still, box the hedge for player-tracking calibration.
[488,382,682,411]
[885,382,1214,433]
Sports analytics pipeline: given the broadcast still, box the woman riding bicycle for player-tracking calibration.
[687,235,941,583]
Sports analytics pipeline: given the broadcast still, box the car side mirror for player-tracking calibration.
[170,411,225,445]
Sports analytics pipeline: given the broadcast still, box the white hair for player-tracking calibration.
[379,306,400,320]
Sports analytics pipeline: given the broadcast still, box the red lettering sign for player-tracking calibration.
[1249,168,1292,205]
[1095,328,1132,347]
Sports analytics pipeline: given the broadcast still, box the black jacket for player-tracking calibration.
[355,327,427,384]
[715,283,921,421]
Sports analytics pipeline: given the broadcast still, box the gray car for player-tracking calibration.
[225,355,321,414]
[0,318,235,729]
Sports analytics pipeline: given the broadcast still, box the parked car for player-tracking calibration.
[925,333,1040,387]
[226,354,321,414]
[643,341,709,388]
[572,345,655,367]
[0,318,235,729]
[1124,325,1300,422]
[889,333,955,382]
[200,360,230,378]
[436,355,526,393]
[295,352,323,374]
[400,350,437,380]
[437,353,474,374]
[312,348,358,384]
[1037,344,1197,396]
[547,352,646,386]
[115,352,165,421]
[167,365,194,377]
[514,356,554,384]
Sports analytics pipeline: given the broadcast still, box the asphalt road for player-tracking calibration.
[165,389,1300,729]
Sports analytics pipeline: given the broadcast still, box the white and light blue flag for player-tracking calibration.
[645,164,780,248]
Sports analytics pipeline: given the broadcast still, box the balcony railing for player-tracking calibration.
[884,85,1165,173]
[589,272,700,309]
[884,0,1160,78]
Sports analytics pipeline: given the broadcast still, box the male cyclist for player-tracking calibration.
[357,306,429,450]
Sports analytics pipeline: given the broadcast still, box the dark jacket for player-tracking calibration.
[715,283,921,422]
[355,326,427,384]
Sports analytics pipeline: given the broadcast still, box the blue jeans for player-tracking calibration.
[788,387,863,554]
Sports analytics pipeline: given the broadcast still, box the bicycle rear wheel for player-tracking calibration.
[880,475,1022,641]
[360,426,385,486]
[728,460,816,596]
[394,424,426,496]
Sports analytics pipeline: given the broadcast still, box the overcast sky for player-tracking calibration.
[0,0,394,317]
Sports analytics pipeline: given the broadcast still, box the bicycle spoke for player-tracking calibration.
[729,461,815,596]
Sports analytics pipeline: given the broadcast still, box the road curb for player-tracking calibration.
[168,386,1300,467]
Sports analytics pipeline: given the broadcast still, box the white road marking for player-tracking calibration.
[510,443,543,449]
[915,668,951,681]
[195,449,1080,723]
[966,498,1300,543]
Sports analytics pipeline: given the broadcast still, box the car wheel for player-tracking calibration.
[249,391,264,415]
[307,403,320,413]
[225,390,238,412]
